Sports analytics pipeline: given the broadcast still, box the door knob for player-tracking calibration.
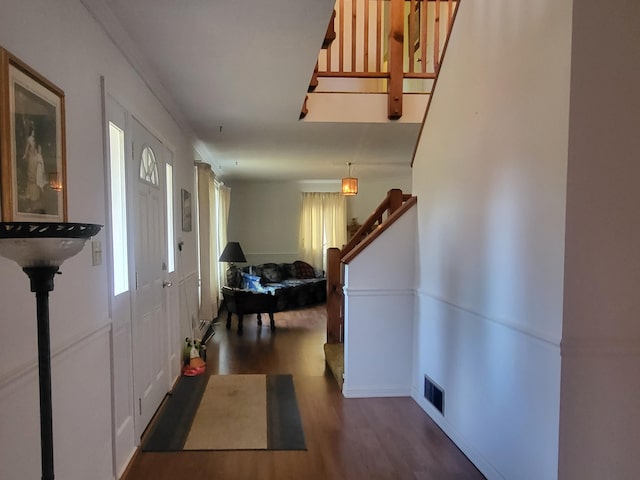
[162,281,173,288]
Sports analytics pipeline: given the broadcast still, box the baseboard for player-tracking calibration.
[342,383,411,398]
[117,445,139,480]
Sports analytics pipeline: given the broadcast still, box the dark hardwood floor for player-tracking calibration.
[122,305,485,480]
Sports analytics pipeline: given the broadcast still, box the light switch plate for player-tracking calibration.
[91,240,102,266]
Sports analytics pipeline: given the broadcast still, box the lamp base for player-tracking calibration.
[23,266,59,480]
[226,264,243,288]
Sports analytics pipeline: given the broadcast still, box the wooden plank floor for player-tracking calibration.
[122,305,485,480]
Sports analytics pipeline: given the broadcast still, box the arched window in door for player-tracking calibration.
[139,145,159,185]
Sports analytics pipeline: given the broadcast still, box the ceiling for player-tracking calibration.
[85,0,421,182]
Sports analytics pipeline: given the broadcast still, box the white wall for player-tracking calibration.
[559,2,640,478]
[343,205,416,397]
[226,180,302,265]
[226,175,410,266]
[411,1,572,478]
[346,175,411,225]
[0,1,198,479]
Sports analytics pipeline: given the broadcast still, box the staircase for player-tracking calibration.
[324,189,417,393]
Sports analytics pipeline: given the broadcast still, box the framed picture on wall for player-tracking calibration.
[0,48,67,221]
[181,188,192,231]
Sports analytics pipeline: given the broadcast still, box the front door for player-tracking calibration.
[131,118,169,437]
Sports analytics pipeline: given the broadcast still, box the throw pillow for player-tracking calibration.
[294,260,316,279]
[241,272,263,291]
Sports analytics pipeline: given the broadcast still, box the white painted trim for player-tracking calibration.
[245,252,299,256]
[416,288,561,348]
[0,320,112,397]
[177,270,198,285]
[344,288,415,297]
[342,384,412,398]
[411,385,505,480]
[80,0,189,134]
[116,446,137,480]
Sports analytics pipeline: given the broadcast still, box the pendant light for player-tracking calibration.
[341,162,358,196]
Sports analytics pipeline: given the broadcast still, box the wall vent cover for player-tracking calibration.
[424,375,444,415]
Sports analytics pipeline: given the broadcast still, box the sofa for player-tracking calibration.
[222,260,327,333]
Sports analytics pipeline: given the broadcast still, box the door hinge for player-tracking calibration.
[139,398,142,416]
[135,272,139,290]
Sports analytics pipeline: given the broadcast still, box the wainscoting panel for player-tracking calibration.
[111,320,135,478]
[413,292,561,480]
[178,271,200,347]
[0,322,114,480]
[343,289,414,398]
[245,252,300,266]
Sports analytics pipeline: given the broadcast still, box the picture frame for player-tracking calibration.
[181,188,192,232]
[0,48,67,221]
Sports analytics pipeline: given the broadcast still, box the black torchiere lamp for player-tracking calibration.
[0,222,102,480]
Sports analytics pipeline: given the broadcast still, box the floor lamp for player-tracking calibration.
[0,222,102,480]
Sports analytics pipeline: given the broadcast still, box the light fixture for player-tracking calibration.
[341,162,358,196]
[0,222,102,480]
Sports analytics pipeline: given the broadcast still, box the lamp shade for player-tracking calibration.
[0,222,102,268]
[341,162,358,196]
[341,177,358,195]
[219,241,246,263]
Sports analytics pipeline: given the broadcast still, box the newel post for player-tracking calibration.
[388,188,403,215]
[326,247,343,343]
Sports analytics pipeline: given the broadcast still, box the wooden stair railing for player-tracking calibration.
[326,189,417,343]
[301,10,337,118]
[310,0,459,120]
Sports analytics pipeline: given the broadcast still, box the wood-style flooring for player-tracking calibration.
[122,305,485,480]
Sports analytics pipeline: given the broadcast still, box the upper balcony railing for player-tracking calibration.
[312,0,458,119]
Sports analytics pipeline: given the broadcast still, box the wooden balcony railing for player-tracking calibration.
[314,0,458,119]
[326,189,417,343]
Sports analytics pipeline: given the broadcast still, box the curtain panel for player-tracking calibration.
[299,192,347,270]
[215,182,230,292]
[196,162,219,321]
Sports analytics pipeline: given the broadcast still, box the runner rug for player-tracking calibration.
[141,374,306,451]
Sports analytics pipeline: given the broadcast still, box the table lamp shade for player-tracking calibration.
[219,241,246,263]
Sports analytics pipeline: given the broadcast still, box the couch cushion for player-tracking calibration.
[280,263,296,280]
[293,260,316,279]
[260,263,283,283]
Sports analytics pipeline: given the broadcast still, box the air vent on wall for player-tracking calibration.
[424,375,444,415]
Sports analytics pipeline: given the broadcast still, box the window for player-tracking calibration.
[139,146,159,185]
[108,122,129,295]
[166,162,175,273]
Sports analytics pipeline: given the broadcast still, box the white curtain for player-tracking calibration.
[196,162,219,321]
[215,182,230,291]
[323,192,348,255]
[299,192,347,271]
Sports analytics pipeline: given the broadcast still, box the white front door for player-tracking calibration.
[131,118,169,437]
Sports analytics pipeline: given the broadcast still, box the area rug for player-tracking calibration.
[141,374,306,451]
